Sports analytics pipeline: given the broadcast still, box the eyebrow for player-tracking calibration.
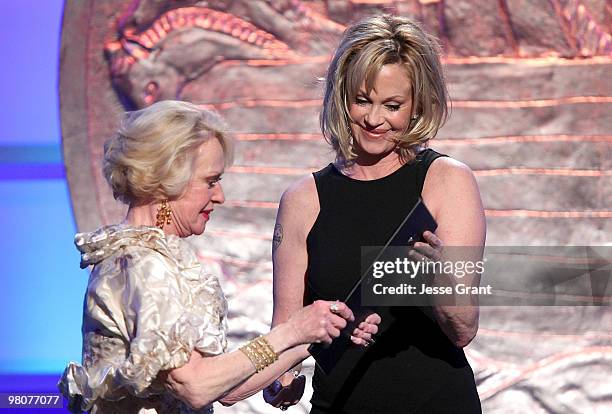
[384,95,407,101]
[356,91,407,102]
[205,172,223,180]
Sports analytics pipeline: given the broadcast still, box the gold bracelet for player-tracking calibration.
[239,335,279,373]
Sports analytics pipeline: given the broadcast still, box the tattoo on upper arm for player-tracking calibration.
[272,223,283,253]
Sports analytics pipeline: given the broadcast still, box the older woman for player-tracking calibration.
[267,15,485,413]
[58,100,379,413]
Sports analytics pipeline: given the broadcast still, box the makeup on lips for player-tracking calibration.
[359,126,390,140]
[201,209,213,220]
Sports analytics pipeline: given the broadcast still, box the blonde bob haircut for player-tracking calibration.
[103,100,233,205]
[320,14,449,163]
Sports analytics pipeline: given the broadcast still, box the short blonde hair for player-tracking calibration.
[103,100,233,205]
[320,14,449,163]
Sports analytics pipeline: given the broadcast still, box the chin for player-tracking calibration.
[190,224,206,236]
[356,142,395,157]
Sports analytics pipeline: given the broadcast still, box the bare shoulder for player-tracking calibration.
[426,156,476,185]
[279,174,318,210]
[277,174,320,238]
[423,157,478,197]
[422,156,482,219]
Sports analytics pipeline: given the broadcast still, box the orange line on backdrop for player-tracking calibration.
[443,56,612,65]
[228,165,610,177]
[200,99,320,110]
[219,55,331,67]
[206,229,273,240]
[211,56,612,68]
[349,0,394,4]
[201,96,611,110]
[452,96,612,108]
[436,135,612,145]
[234,134,611,143]
[486,209,612,218]
[228,165,313,175]
[235,133,321,141]
[474,168,610,177]
[220,201,612,218]
[224,200,280,209]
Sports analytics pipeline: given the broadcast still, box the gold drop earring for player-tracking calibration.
[155,200,172,229]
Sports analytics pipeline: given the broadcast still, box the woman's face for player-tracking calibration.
[348,63,413,158]
[169,137,225,238]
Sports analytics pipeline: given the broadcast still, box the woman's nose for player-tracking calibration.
[213,183,225,204]
[364,106,383,128]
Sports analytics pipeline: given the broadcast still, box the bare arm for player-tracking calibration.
[271,176,318,329]
[263,176,380,409]
[421,157,486,348]
[165,300,354,409]
[165,324,301,409]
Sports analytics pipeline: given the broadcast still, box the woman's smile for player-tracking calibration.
[359,126,390,139]
[200,209,213,221]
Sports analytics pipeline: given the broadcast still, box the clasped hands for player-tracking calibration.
[265,300,381,410]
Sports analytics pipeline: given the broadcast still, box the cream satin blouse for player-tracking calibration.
[58,225,228,413]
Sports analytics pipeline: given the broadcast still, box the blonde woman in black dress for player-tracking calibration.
[267,15,485,413]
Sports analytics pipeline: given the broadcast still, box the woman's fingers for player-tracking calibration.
[411,231,444,261]
[350,335,368,346]
[327,325,341,340]
[353,328,372,341]
[412,240,442,262]
[328,301,355,322]
[423,230,442,247]
[364,312,382,325]
[413,242,438,258]
[310,301,382,345]
[329,313,348,330]
[357,322,379,335]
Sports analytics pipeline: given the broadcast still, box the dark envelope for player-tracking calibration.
[308,198,438,374]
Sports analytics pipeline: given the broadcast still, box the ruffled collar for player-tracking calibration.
[75,224,200,270]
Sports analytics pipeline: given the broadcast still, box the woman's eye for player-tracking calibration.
[207,178,222,188]
[355,97,369,106]
[386,104,401,112]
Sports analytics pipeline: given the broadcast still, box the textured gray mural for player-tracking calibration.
[60,1,611,412]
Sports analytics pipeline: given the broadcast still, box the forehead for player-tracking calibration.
[366,64,411,94]
[354,63,412,98]
[192,138,225,175]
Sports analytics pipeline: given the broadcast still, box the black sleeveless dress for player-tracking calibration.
[305,149,482,414]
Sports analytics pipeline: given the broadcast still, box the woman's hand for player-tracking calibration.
[263,370,306,410]
[410,231,443,262]
[264,308,381,410]
[350,312,381,346]
[286,300,355,345]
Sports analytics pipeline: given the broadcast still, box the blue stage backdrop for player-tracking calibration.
[0,0,85,391]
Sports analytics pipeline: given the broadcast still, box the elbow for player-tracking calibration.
[218,397,237,407]
[452,329,477,348]
[167,370,215,410]
[451,322,478,348]
[218,389,252,406]
[181,391,215,411]
[435,306,479,348]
